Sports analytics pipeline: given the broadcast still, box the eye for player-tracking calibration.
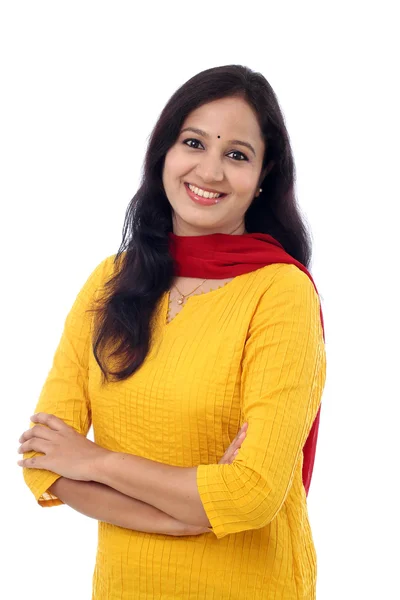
[227,150,248,162]
[183,138,204,150]
[183,138,249,162]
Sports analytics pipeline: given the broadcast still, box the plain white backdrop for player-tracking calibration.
[1,1,398,598]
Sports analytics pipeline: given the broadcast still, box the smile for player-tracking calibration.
[184,182,228,206]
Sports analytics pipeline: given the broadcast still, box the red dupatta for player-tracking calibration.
[168,231,325,496]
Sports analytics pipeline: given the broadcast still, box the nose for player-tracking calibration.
[194,151,224,183]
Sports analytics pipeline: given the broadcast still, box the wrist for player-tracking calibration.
[91,447,115,483]
[173,521,212,537]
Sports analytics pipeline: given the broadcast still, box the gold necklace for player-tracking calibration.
[173,279,208,305]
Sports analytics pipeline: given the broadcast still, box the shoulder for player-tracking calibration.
[245,264,324,344]
[91,252,123,282]
[78,252,121,300]
[96,253,120,280]
[249,263,321,324]
[253,263,318,299]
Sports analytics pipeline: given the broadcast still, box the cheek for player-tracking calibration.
[230,170,259,196]
[163,152,175,183]
[164,147,193,180]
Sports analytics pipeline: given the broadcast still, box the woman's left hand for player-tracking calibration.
[17,412,111,481]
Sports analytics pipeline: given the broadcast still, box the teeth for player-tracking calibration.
[188,184,222,199]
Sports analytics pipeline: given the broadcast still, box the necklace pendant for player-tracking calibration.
[177,297,184,305]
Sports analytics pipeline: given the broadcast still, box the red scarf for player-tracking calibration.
[169,231,325,496]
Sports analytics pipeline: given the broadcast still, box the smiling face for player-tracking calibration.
[162,96,267,236]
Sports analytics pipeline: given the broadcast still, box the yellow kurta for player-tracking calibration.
[23,254,326,599]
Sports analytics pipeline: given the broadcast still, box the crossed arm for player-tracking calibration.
[47,478,201,536]
[50,433,244,536]
[20,416,247,537]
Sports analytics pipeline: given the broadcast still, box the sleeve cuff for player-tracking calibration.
[196,464,230,539]
[23,470,64,507]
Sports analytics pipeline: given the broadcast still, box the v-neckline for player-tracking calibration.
[164,291,195,327]
[162,278,238,328]
[155,265,273,329]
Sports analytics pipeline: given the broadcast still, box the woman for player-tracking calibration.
[18,64,326,599]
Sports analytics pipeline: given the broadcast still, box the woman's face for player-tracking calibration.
[162,96,267,236]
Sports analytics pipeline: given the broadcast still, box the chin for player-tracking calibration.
[173,209,224,233]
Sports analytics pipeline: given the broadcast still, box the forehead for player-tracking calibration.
[181,96,264,145]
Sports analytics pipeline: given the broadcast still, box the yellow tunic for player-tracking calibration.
[23,254,326,599]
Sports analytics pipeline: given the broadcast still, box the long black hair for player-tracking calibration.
[91,64,312,383]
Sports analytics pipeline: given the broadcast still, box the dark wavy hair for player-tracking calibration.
[91,64,312,383]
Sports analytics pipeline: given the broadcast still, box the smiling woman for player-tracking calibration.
[20,64,326,600]
[163,95,268,233]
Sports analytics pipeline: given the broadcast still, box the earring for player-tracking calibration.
[259,188,262,193]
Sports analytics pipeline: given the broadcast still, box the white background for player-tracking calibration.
[1,1,398,598]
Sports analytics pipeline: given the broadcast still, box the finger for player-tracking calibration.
[218,424,248,464]
[219,448,234,464]
[19,424,54,443]
[234,422,248,441]
[228,430,247,453]
[30,413,66,431]
[18,439,51,455]
[236,422,248,443]
[231,430,247,450]
[225,431,247,460]
[220,436,245,464]
[17,455,47,469]
[223,447,240,465]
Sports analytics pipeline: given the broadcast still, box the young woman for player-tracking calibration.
[18,64,327,599]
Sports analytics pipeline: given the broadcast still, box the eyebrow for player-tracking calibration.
[180,127,256,157]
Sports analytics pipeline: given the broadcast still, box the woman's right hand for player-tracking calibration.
[170,422,248,537]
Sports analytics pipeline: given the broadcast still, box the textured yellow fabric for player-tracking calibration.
[23,254,326,600]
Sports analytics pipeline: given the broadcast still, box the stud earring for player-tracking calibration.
[259,188,262,193]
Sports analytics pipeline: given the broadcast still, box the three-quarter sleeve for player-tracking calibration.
[196,265,326,539]
[22,256,113,506]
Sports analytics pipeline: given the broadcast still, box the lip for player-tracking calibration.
[185,182,225,194]
[184,182,228,206]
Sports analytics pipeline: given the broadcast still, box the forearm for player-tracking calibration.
[48,477,208,536]
[94,453,212,528]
